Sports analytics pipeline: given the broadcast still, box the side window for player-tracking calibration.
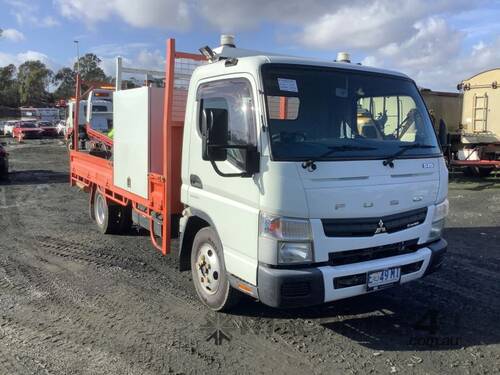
[198,79,257,169]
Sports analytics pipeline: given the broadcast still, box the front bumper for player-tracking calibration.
[257,239,447,308]
[20,132,42,139]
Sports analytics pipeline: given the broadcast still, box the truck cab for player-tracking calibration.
[85,89,113,135]
[180,39,448,309]
[70,37,448,311]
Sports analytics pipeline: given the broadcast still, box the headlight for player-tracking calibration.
[278,242,313,264]
[433,199,449,222]
[259,212,311,241]
[428,218,445,242]
[428,200,449,242]
[259,212,313,264]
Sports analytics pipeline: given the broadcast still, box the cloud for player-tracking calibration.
[357,16,485,90]
[87,42,164,77]
[56,0,191,30]
[89,42,151,57]
[1,28,25,42]
[8,0,496,91]
[98,49,164,78]
[199,0,348,31]
[0,50,59,71]
[379,17,463,69]
[41,16,60,27]
[5,0,60,27]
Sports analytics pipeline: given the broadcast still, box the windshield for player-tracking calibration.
[90,116,112,133]
[20,122,37,128]
[262,64,440,161]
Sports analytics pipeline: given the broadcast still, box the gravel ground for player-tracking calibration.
[0,139,499,375]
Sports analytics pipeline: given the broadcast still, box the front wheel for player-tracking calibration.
[191,227,240,311]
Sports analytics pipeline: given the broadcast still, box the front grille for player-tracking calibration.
[401,261,424,275]
[322,207,428,237]
[334,273,366,289]
[333,260,424,290]
[281,281,311,297]
[329,239,420,266]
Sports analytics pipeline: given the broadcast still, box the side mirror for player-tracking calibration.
[201,107,228,161]
[201,107,260,178]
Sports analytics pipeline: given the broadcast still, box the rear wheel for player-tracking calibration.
[478,167,494,177]
[191,227,240,311]
[464,166,494,177]
[94,190,120,234]
[118,204,132,233]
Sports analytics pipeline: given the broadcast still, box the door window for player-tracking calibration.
[198,79,256,169]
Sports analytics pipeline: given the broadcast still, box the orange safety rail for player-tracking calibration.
[85,124,113,147]
[70,38,206,256]
[161,39,207,254]
[70,150,157,208]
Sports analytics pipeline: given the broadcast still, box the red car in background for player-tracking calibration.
[37,121,59,137]
[13,121,43,141]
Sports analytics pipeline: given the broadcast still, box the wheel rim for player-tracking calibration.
[95,194,106,225]
[195,243,221,295]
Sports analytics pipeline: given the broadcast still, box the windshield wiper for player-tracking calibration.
[302,145,376,171]
[382,143,436,168]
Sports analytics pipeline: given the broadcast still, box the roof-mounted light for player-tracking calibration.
[199,45,216,62]
[336,52,351,63]
[220,34,236,48]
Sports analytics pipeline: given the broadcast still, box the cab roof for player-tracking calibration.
[204,45,411,80]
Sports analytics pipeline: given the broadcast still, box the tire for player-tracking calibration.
[66,136,73,152]
[464,166,494,177]
[190,227,240,311]
[89,188,96,220]
[93,190,120,234]
[478,167,493,177]
[118,204,132,233]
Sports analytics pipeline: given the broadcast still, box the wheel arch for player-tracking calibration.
[89,183,97,220]
[178,208,216,271]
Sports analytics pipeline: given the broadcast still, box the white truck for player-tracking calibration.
[70,36,449,311]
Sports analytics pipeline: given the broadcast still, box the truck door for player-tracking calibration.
[187,77,260,285]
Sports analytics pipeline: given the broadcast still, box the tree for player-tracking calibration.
[53,67,76,100]
[17,60,53,106]
[0,64,20,108]
[75,53,108,83]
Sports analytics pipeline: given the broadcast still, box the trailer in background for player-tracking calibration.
[420,89,462,134]
[452,69,500,176]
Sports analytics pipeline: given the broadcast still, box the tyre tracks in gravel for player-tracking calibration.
[3,233,320,374]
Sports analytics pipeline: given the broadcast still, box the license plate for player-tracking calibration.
[367,267,401,290]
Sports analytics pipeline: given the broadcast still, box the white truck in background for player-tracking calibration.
[71,36,449,311]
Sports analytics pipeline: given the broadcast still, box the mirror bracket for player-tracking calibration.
[207,144,259,178]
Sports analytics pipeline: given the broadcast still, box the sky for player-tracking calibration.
[0,0,499,91]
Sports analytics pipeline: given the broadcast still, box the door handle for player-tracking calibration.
[190,174,203,189]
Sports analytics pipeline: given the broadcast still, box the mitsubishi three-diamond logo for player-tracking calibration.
[374,219,387,234]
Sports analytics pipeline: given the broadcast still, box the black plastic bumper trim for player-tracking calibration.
[257,265,324,308]
[424,238,447,275]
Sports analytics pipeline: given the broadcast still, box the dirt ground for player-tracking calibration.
[0,139,499,375]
